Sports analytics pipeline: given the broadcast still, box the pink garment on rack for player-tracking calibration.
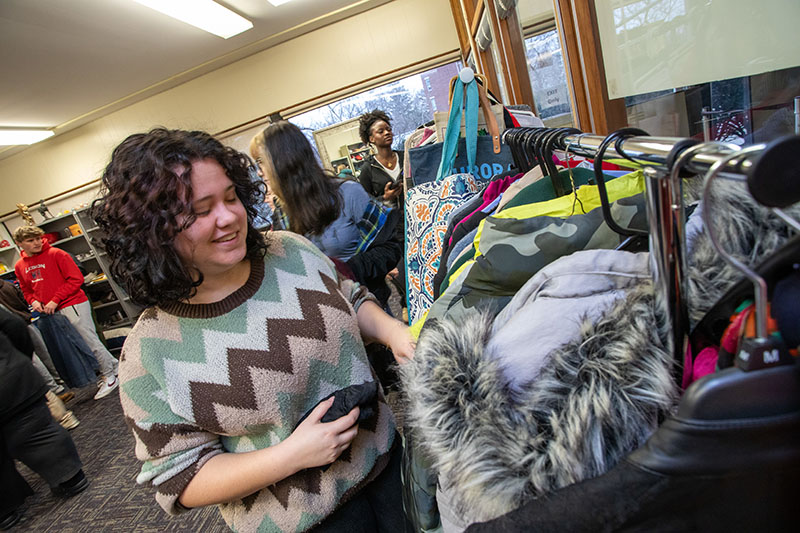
[682,345,719,390]
[449,174,521,246]
[417,127,436,146]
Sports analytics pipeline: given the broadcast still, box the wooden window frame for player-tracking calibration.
[449,0,627,134]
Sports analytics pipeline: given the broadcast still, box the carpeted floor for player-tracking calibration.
[14,385,229,532]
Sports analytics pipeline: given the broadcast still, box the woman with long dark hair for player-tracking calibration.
[250,121,402,307]
[93,127,413,532]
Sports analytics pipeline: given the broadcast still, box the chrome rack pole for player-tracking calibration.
[795,97,800,136]
[558,134,758,177]
[643,166,687,378]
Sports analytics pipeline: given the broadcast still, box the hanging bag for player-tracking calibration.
[407,72,514,186]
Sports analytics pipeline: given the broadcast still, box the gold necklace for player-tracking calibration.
[379,152,396,169]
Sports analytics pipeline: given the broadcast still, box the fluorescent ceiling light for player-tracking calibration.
[268,0,295,5]
[132,0,253,39]
[0,129,54,146]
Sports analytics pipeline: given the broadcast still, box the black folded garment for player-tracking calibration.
[294,381,379,472]
[295,380,378,429]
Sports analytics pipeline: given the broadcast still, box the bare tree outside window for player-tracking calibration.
[290,62,461,151]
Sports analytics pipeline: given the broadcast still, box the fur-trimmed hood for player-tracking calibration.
[686,179,800,328]
[402,280,677,524]
[401,178,800,526]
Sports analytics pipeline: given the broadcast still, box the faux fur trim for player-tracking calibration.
[401,282,677,523]
[686,180,800,327]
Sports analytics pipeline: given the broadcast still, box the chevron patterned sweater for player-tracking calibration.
[119,231,396,532]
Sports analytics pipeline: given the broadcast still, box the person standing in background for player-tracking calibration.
[13,226,118,400]
[250,121,402,308]
[357,110,407,320]
[357,109,404,209]
[0,279,69,398]
[0,307,89,530]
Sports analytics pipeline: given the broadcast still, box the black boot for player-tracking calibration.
[52,469,89,498]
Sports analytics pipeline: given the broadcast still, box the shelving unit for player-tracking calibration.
[0,223,20,279]
[346,142,372,177]
[73,207,142,330]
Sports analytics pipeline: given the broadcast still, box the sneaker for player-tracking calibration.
[52,470,89,498]
[59,411,80,430]
[94,375,119,400]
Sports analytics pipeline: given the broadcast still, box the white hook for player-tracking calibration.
[459,67,475,84]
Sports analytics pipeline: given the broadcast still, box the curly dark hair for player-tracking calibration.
[92,128,267,307]
[255,121,341,236]
[358,109,392,145]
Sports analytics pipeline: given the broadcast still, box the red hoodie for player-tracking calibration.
[14,241,88,310]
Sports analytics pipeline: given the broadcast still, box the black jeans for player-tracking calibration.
[314,438,409,532]
[0,398,83,514]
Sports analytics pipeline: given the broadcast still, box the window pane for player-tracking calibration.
[625,65,800,144]
[290,61,462,152]
[524,29,574,127]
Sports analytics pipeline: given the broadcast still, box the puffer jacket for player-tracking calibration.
[402,179,800,529]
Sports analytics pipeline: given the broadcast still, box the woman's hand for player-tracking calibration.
[383,181,402,202]
[356,300,415,365]
[284,397,360,469]
[386,320,415,365]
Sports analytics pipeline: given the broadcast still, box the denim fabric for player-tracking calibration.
[36,313,98,388]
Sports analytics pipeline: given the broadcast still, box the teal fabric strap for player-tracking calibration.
[435,79,480,182]
[463,79,479,177]
[436,79,464,181]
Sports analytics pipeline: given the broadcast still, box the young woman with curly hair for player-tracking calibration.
[93,128,413,533]
[357,109,404,208]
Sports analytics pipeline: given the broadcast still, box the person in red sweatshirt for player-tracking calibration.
[13,225,119,400]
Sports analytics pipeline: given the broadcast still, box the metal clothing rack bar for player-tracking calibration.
[560,134,759,177]
[547,131,764,372]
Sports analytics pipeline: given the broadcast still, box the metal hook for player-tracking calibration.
[701,145,770,339]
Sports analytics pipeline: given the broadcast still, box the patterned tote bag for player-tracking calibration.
[405,173,483,325]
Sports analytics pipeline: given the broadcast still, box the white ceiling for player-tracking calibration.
[0,0,389,137]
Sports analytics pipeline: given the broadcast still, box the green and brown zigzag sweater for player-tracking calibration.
[119,231,396,532]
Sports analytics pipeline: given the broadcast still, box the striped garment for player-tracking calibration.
[119,231,396,532]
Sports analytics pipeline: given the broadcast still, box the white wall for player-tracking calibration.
[0,0,458,216]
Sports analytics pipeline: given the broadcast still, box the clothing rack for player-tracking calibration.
[549,132,766,368]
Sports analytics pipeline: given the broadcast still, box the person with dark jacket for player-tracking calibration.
[0,307,88,530]
[0,279,68,396]
[357,109,405,209]
[357,110,407,317]
[250,120,403,308]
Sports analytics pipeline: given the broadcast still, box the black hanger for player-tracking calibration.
[680,141,800,420]
[592,128,650,237]
[544,127,582,196]
[501,129,524,173]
